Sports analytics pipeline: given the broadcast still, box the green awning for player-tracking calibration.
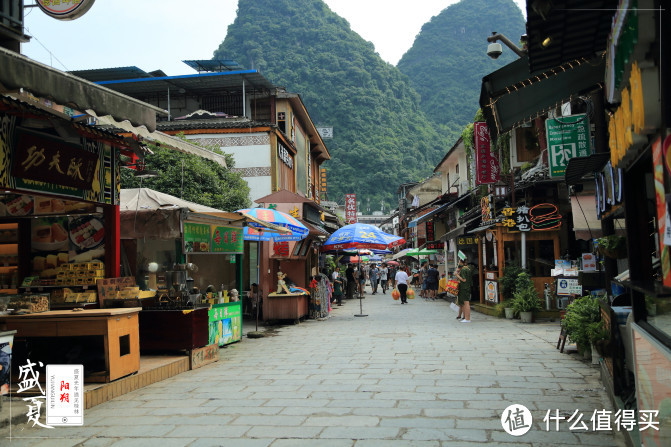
[480,55,605,140]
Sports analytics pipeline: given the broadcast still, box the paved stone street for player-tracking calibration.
[1,286,627,446]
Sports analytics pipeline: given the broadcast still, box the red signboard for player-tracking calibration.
[425,221,434,242]
[345,194,357,224]
[426,241,444,250]
[474,122,500,185]
[273,242,290,257]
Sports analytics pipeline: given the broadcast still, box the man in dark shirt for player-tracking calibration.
[345,263,355,300]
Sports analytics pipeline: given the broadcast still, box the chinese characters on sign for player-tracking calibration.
[184,223,243,254]
[481,194,495,224]
[474,122,500,185]
[546,113,591,178]
[211,226,243,253]
[46,364,83,426]
[273,241,290,257]
[345,194,357,224]
[501,204,562,232]
[12,129,99,190]
[277,142,294,169]
[425,221,434,242]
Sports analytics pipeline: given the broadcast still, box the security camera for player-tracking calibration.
[487,42,503,59]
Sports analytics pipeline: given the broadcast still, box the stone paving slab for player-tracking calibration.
[1,285,627,446]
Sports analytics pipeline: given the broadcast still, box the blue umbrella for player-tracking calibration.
[236,207,308,332]
[236,207,309,241]
[320,223,405,251]
[237,207,309,236]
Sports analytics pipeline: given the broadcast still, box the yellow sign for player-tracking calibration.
[610,61,646,167]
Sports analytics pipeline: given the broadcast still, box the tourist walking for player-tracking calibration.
[369,264,379,294]
[395,265,410,304]
[379,264,389,294]
[357,266,366,297]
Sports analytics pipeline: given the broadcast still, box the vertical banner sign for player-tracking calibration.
[425,221,434,242]
[474,122,500,185]
[652,137,671,286]
[345,194,357,224]
[546,113,591,178]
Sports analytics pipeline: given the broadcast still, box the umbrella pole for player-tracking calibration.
[354,248,367,317]
[255,241,260,332]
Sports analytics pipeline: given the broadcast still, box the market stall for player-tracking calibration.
[472,204,561,305]
[120,188,284,348]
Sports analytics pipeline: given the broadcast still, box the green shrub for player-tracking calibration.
[561,295,603,355]
[511,272,542,314]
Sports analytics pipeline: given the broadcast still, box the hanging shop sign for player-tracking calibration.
[594,161,623,218]
[37,0,95,21]
[184,223,243,254]
[426,241,444,250]
[277,142,294,169]
[345,194,357,224]
[457,236,479,246]
[0,116,118,204]
[425,221,434,242]
[474,122,500,185]
[481,194,495,225]
[12,129,98,190]
[501,204,562,232]
[546,113,591,178]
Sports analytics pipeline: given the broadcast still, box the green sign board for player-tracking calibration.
[545,113,591,178]
[209,302,242,346]
[183,222,211,253]
[211,226,243,254]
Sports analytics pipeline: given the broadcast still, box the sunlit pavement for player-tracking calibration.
[1,284,626,446]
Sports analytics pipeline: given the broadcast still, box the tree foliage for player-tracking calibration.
[213,0,457,211]
[398,0,526,133]
[120,137,251,211]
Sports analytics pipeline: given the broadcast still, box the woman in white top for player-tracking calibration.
[395,266,410,304]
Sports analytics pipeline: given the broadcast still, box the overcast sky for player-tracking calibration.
[21,0,527,76]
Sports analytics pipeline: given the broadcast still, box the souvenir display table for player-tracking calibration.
[0,308,140,382]
[264,292,308,322]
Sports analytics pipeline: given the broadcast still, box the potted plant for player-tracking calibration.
[561,295,603,357]
[595,235,627,259]
[586,321,610,365]
[500,264,524,319]
[511,272,542,323]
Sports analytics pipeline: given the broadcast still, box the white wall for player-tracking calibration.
[186,132,272,204]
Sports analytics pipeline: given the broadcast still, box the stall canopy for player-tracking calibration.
[0,46,162,131]
[120,188,287,239]
[408,203,450,228]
